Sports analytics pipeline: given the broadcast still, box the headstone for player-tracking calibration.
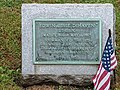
[21,4,115,87]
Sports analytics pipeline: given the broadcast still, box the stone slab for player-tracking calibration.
[15,75,94,87]
[22,4,115,76]
[15,75,114,88]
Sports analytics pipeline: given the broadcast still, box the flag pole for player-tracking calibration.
[109,29,111,37]
[109,29,116,84]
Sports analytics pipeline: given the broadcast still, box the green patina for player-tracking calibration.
[33,18,102,64]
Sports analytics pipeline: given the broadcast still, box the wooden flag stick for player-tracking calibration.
[109,29,111,37]
[109,29,116,84]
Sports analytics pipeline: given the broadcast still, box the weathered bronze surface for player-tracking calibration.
[33,19,102,64]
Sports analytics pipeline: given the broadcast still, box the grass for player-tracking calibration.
[0,0,120,90]
[0,66,21,90]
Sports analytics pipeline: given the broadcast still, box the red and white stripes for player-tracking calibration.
[93,62,111,90]
[110,52,117,71]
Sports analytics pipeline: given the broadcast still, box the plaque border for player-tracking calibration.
[33,18,102,64]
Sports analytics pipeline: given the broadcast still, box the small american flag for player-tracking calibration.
[93,36,117,90]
